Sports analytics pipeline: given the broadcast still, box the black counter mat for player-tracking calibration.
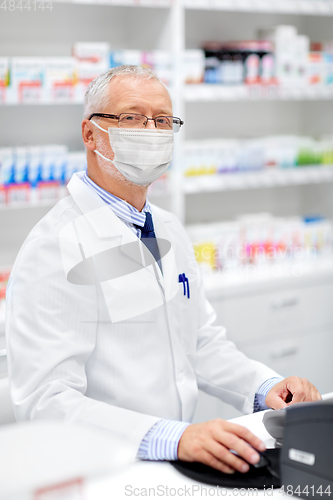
[170,448,281,489]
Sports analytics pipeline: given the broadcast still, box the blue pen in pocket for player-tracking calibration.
[178,273,190,299]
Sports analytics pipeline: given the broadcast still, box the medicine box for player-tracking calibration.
[44,57,76,103]
[9,57,44,104]
[0,58,9,104]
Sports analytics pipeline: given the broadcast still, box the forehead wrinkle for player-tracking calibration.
[120,104,173,116]
[103,76,172,115]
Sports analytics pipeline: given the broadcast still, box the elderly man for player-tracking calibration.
[6,65,321,473]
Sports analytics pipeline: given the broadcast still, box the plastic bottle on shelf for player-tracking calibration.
[259,25,298,87]
[240,41,261,86]
[187,214,333,278]
[293,35,310,88]
[258,41,276,85]
[203,42,221,84]
[182,50,205,84]
[308,42,325,86]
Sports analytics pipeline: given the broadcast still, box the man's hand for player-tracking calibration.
[265,376,322,410]
[178,419,266,474]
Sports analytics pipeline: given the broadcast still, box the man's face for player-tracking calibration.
[90,76,173,182]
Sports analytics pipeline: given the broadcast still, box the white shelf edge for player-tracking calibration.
[185,84,333,102]
[0,101,83,107]
[53,0,171,6]
[184,166,333,194]
[184,0,333,15]
[203,259,333,298]
[28,0,333,13]
[0,167,332,211]
[2,86,333,106]
[0,199,60,212]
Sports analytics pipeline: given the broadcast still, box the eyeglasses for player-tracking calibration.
[89,113,184,133]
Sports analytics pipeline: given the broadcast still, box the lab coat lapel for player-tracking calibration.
[67,172,157,274]
[151,206,179,301]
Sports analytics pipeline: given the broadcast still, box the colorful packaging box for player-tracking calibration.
[66,152,87,184]
[0,148,14,186]
[152,51,172,86]
[308,43,324,85]
[8,57,44,104]
[183,50,205,84]
[0,58,9,104]
[323,53,333,85]
[44,57,76,103]
[294,35,310,87]
[72,42,110,102]
[14,147,29,183]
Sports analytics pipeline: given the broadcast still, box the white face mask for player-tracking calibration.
[91,120,174,186]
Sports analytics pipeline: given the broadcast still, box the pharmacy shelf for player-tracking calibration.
[204,258,333,299]
[185,85,333,102]
[184,0,333,15]
[0,183,172,211]
[49,0,333,14]
[53,0,170,6]
[0,199,58,212]
[184,166,333,194]
[3,85,333,107]
[0,101,83,107]
[0,186,69,212]
[1,166,332,212]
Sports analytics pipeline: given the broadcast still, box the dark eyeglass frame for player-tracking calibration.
[88,112,184,131]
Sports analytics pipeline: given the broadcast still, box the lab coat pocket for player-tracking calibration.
[177,275,198,356]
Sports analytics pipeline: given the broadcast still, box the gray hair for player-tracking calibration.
[83,65,170,119]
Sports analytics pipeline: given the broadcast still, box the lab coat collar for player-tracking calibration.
[67,171,173,233]
[67,171,173,288]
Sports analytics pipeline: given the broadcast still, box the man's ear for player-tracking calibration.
[82,119,96,151]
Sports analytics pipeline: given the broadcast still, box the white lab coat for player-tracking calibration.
[6,172,279,460]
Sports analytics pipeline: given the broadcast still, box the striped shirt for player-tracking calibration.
[82,171,150,237]
[82,171,283,461]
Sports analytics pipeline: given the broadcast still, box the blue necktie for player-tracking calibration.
[135,212,162,272]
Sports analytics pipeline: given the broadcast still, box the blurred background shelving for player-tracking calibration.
[1,0,333,416]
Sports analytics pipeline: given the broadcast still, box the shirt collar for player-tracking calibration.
[82,171,150,228]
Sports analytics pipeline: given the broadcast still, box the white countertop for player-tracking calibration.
[84,411,281,500]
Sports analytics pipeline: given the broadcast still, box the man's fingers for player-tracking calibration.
[199,449,235,474]
[303,379,321,402]
[271,396,288,409]
[223,422,266,452]
[286,378,306,404]
[210,423,267,471]
[177,419,268,474]
[311,386,322,402]
[205,439,251,473]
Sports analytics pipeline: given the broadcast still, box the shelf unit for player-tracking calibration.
[172,1,333,419]
[203,258,333,299]
[53,0,171,5]
[1,0,333,265]
[184,84,333,102]
[3,83,333,106]
[2,0,333,415]
[184,166,333,193]
[50,0,333,14]
[183,0,333,15]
